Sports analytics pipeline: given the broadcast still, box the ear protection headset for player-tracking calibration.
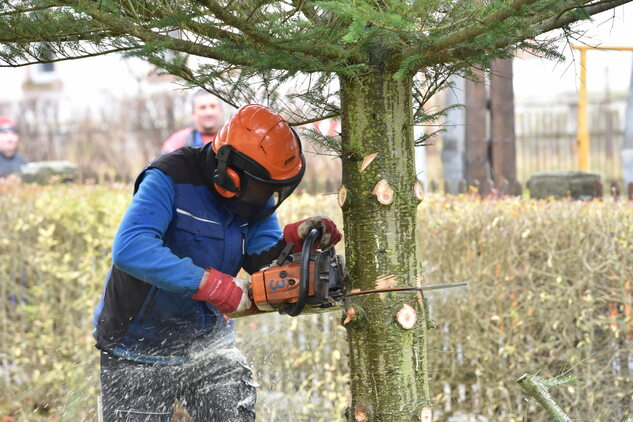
[212,128,303,199]
[213,145,241,198]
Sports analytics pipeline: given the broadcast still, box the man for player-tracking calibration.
[0,116,28,176]
[161,89,225,154]
[93,104,342,421]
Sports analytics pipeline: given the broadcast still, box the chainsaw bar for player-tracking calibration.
[345,282,467,297]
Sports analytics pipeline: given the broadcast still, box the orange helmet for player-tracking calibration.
[211,104,305,219]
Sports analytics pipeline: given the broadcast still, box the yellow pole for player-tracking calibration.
[570,45,633,171]
[575,46,589,171]
[579,46,633,51]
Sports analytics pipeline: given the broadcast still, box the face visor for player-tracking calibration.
[224,147,305,221]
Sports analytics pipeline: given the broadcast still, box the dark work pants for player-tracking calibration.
[99,347,257,422]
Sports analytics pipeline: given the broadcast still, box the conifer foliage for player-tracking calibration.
[0,0,628,122]
[0,1,630,421]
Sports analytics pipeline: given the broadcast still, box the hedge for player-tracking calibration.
[418,195,633,421]
[0,182,631,421]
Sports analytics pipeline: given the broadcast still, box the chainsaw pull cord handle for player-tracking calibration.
[284,227,321,317]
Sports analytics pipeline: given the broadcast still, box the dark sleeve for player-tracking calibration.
[242,238,287,275]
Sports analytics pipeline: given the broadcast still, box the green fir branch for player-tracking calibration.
[300,127,342,155]
[194,0,357,62]
[429,0,542,51]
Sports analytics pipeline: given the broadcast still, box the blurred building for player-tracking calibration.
[0,56,191,181]
[0,3,630,185]
[1,55,178,110]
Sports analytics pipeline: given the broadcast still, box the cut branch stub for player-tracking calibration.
[338,184,348,208]
[343,306,357,325]
[413,181,424,201]
[396,304,417,329]
[359,152,378,172]
[372,179,394,205]
[354,404,368,422]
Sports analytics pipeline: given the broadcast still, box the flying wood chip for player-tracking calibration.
[359,152,378,172]
[338,185,347,208]
[396,304,417,329]
[372,179,394,205]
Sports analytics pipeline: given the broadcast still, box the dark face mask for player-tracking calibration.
[228,180,278,221]
[229,199,267,220]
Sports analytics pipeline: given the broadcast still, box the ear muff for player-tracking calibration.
[213,145,241,198]
[214,168,240,198]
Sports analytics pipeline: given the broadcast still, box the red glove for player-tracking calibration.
[193,268,252,314]
[283,216,342,253]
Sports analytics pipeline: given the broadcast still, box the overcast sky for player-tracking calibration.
[514,3,633,100]
[0,4,631,104]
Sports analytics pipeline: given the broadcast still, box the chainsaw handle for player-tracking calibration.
[284,227,321,317]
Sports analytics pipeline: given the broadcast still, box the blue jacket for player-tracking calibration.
[93,146,283,364]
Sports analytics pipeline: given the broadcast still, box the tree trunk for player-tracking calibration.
[622,59,633,186]
[339,69,431,422]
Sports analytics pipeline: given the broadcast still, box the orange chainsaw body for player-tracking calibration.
[248,230,345,316]
[250,262,316,311]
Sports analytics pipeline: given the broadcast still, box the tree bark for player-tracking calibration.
[517,374,572,422]
[339,69,431,422]
[622,59,633,186]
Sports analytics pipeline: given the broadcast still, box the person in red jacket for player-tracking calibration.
[161,89,226,154]
[0,116,28,176]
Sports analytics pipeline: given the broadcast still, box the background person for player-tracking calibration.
[0,116,28,176]
[94,104,341,421]
[160,89,226,154]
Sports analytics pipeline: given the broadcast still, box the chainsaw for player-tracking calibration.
[249,228,345,316]
[231,228,466,318]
